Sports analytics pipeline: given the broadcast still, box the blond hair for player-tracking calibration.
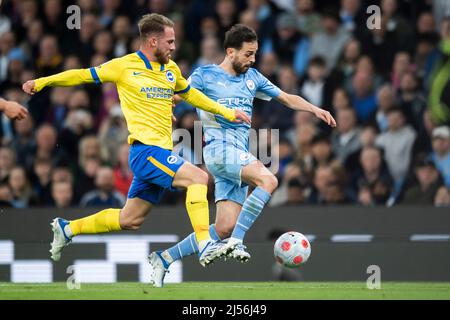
[138,13,174,40]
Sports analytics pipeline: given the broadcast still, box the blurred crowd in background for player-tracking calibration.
[0,0,450,209]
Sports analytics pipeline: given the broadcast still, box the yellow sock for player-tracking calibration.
[69,208,121,236]
[185,184,211,243]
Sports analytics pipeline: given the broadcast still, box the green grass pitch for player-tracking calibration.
[1,282,450,300]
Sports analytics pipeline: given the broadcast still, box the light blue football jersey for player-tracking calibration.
[188,64,281,151]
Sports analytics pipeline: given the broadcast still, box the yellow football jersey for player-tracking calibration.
[91,51,189,149]
[34,51,236,150]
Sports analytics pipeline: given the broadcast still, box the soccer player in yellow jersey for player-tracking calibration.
[22,13,250,267]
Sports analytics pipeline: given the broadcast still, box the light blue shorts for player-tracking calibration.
[204,141,257,205]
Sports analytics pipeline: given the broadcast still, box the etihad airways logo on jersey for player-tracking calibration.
[217,97,252,106]
[140,87,174,99]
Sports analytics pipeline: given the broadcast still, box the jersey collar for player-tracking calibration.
[136,50,165,71]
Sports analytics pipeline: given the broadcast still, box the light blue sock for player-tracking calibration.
[161,224,221,266]
[231,187,271,242]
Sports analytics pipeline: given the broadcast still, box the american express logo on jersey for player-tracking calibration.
[140,87,174,99]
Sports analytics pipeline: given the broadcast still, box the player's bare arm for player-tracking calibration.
[0,98,29,120]
[276,91,337,127]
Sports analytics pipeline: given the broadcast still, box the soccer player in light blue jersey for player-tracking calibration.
[149,24,336,287]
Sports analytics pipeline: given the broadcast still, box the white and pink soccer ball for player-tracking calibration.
[274,231,311,268]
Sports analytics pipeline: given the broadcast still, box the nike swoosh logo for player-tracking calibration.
[133,72,144,76]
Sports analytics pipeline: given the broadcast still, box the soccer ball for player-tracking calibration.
[274,231,311,268]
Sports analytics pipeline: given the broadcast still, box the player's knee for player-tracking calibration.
[190,168,208,185]
[258,174,278,193]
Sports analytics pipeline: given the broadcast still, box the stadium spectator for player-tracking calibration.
[350,70,377,124]
[427,16,450,126]
[262,13,310,77]
[0,182,13,207]
[99,0,121,29]
[380,0,414,53]
[75,13,100,65]
[58,109,95,161]
[261,65,298,132]
[434,186,450,207]
[308,164,335,204]
[289,119,317,168]
[51,180,74,209]
[93,30,114,61]
[191,36,224,71]
[22,20,44,62]
[79,166,126,207]
[300,56,327,108]
[286,179,307,205]
[353,146,393,206]
[345,124,379,172]
[113,143,132,197]
[311,133,334,170]
[112,15,133,58]
[429,126,450,187]
[331,87,352,114]
[391,51,412,92]
[0,31,16,82]
[0,146,15,183]
[51,166,73,185]
[360,16,398,78]
[238,10,260,40]
[310,9,351,71]
[401,154,444,205]
[374,84,396,133]
[98,105,128,164]
[352,55,384,92]
[35,35,63,77]
[10,113,35,169]
[1,48,27,92]
[331,107,361,164]
[170,13,196,66]
[270,162,303,207]
[31,157,52,207]
[397,71,427,132]
[34,123,68,166]
[416,11,437,36]
[335,38,361,84]
[295,0,322,36]
[245,0,279,40]
[215,0,239,41]
[8,166,36,208]
[257,52,279,84]
[375,107,417,194]
[45,87,70,130]
[339,0,365,37]
[323,181,352,204]
[74,135,103,198]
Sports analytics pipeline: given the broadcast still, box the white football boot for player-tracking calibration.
[198,240,231,267]
[148,251,169,288]
[50,218,72,261]
[226,242,251,263]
